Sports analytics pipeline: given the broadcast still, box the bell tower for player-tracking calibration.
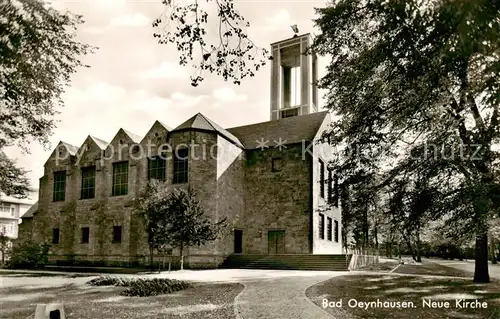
[270,28,318,120]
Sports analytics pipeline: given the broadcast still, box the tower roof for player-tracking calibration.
[172,113,243,147]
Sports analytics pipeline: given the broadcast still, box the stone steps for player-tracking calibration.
[220,254,351,271]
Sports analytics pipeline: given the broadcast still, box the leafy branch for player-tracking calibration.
[152,0,270,86]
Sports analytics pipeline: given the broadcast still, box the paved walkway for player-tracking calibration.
[144,269,342,318]
[1,268,342,318]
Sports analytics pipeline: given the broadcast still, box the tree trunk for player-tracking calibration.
[474,232,490,283]
[490,237,497,264]
[416,229,422,263]
[180,245,184,271]
[149,247,154,271]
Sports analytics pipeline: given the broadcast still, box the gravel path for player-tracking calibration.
[235,274,340,319]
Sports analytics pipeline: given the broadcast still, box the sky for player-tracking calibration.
[5,0,331,196]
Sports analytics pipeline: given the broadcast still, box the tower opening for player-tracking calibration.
[270,33,318,120]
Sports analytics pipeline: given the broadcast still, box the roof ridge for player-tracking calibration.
[121,128,142,143]
[226,111,328,130]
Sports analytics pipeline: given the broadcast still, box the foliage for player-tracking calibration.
[121,278,192,297]
[312,0,500,283]
[134,181,227,269]
[0,231,11,266]
[0,0,94,197]
[87,276,133,287]
[134,180,172,267]
[152,0,269,86]
[0,151,30,197]
[160,187,228,254]
[7,240,50,268]
[86,276,192,297]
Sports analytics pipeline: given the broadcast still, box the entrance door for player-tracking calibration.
[268,230,285,254]
[234,229,243,253]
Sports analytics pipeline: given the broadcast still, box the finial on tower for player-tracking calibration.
[291,25,299,37]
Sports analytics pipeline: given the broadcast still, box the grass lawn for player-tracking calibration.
[393,262,474,278]
[357,262,398,272]
[306,262,500,319]
[0,274,243,319]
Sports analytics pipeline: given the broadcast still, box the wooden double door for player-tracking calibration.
[268,230,285,254]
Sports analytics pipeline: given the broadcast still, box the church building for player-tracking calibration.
[18,33,343,268]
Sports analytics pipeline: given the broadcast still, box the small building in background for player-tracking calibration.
[0,190,38,239]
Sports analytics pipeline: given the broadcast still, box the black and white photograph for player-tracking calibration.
[1,0,500,318]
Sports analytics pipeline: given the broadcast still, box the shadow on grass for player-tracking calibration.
[306,274,500,319]
[0,271,92,278]
[0,279,244,319]
[393,262,474,278]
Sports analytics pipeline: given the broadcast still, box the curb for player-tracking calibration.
[233,282,246,319]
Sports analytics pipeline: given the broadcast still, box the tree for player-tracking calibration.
[135,181,227,270]
[162,187,227,270]
[152,0,269,86]
[312,0,500,283]
[1,0,94,197]
[0,231,11,266]
[134,180,170,270]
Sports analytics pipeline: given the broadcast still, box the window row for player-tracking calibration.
[318,159,339,207]
[318,213,339,243]
[52,226,122,244]
[53,151,189,202]
[0,204,15,216]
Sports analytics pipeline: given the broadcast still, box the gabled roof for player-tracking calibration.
[156,120,172,131]
[140,120,172,144]
[122,129,142,143]
[227,111,329,149]
[22,201,38,218]
[89,136,109,150]
[59,141,79,156]
[172,113,243,148]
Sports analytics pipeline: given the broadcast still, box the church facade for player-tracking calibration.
[18,33,342,268]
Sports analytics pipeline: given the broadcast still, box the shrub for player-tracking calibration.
[7,240,50,269]
[87,276,132,287]
[121,278,192,297]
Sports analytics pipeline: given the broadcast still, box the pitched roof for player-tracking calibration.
[22,201,38,218]
[227,111,328,149]
[172,113,243,147]
[89,136,109,150]
[122,129,142,143]
[59,141,79,155]
[156,120,172,131]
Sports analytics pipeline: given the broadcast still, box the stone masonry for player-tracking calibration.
[18,111,342,268]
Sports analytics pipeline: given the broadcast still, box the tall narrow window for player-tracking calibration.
[282,66,301,108]
[81,166,96,199]
[113,226,122,243]
[53,171,66,202]
[327,217,333,241]
[333,174,339,207]
[148,157,166,181]
[52,228,60,244]
[81,227,89,244]
[334,220,339,243]
[312,54,318,108]
[173,148,188,184]
[282,66,291,108]
[328,169,333,204]
[319,213,325,239]
[112,161,128,196]
[319,160,325,198]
